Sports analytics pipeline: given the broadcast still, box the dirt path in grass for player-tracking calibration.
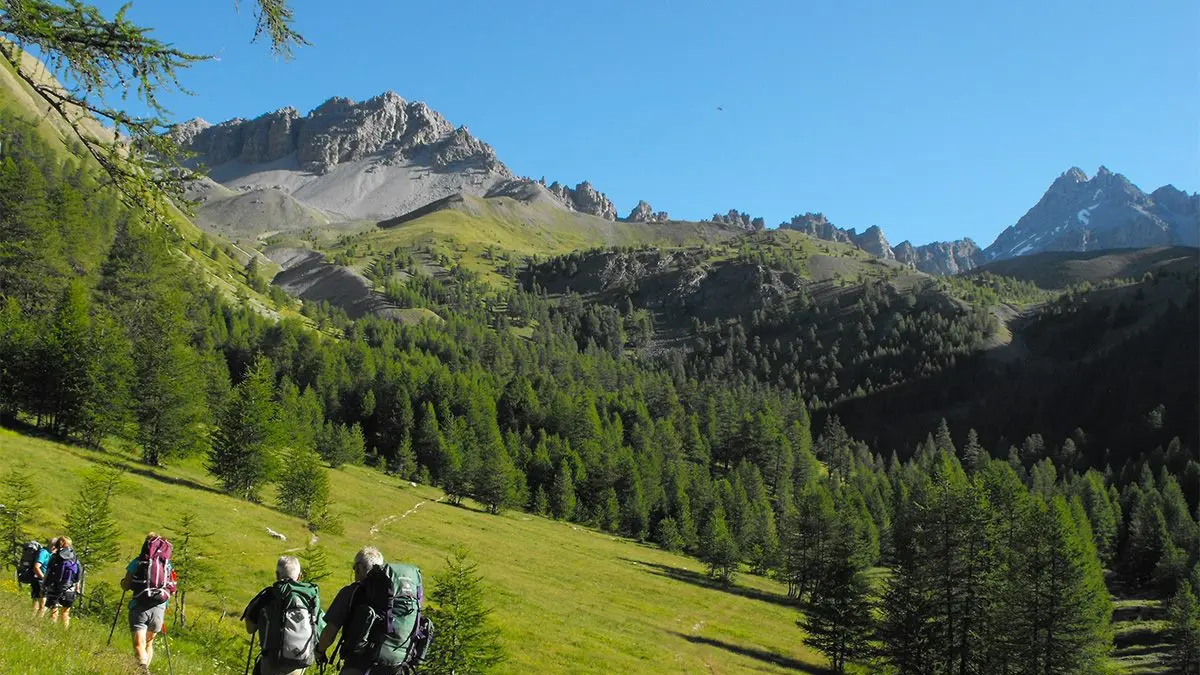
[370,495,447,537]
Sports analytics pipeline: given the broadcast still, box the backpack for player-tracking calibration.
[131,536,176,603]
[341,563,429,669]
[16,541,41,584]
[260,580,321,671]
[46,548,80,590]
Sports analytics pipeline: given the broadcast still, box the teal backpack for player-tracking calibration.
[341,563,430,669]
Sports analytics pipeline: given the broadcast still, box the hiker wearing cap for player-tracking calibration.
[242,555,323,675]
[316,546,432,675]
[42,536,81,628]
[121,532,178,675]
[17,537,54,617]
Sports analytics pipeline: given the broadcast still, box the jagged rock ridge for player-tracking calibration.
[546,180,618,220]
[779,213,898,262]
[894,239,981,275]
[177,92,507,176]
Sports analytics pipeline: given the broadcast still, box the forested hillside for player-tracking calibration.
[1,82,1199,674]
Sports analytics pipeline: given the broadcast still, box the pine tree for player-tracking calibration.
[1166,581,1200,675]
[297,540,332,585]
[1003,496,1112,675]
[655,517,685,552]
[0,467,36,568]
[474,440,518,515]
[531,486,549,516]
[208,356,283,501]
[319,421,366,468]
[961,428,988,474]
[424,547,504,675]
[414,402,444,478]
[802,506,875,674]
[441,417,469,506]
[98,222,205,465]
[550,461,576,521]
[700,501,739,583]
[64,465,124,597]
[276,447,330,521]
[0,298,34,420]
[167,510,215,628]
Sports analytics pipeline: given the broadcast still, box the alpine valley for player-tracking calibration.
[0,26,1198,675]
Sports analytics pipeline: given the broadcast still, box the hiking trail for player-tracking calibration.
[370,495,446,537]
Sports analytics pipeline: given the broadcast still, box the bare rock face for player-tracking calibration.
[852,225,895,260]
[547,180,618,220]
[175,91,507,177]
[894,239,981,275]
[626,200,669,223]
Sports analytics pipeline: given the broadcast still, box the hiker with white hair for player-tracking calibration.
[316,546,433,675]
[243,554,323,675]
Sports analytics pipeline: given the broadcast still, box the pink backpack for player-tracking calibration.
[132,537,176,603]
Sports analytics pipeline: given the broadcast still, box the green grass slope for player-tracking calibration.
[0,429,826,674]
[317,194,747,287]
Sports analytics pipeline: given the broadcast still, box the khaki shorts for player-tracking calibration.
[129,599,166,633]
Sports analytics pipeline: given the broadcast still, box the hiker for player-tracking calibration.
[17,537,54,617]
[242,555,323,675]
[42,536,81,629]
[316,546,433,675]
[121,532,177,675]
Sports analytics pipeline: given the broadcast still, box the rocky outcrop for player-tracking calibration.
[708,209,765,231]
[779,213,854,243]
[894,239,981,275]
[626,200,669,223]
[547,180,618,220]
[982,166,1199,261]
[174,91,507,177]
[781,214,894,259]
[852,225,894,260]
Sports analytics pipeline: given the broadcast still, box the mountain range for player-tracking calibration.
[174,91,1199,274]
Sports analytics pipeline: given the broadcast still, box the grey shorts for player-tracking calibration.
[129,600,166,633]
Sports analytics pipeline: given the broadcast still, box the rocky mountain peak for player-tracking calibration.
[983,166,1197,260]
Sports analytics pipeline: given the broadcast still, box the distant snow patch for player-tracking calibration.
[1077,202,1101,226]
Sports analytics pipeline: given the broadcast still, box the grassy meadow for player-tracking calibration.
[0,428,829,674]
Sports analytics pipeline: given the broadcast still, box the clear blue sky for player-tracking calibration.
[94,0,1197,246]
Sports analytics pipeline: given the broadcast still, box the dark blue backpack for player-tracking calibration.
[47,548,80,589]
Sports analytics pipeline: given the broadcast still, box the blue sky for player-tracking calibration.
[92,0,1197,246]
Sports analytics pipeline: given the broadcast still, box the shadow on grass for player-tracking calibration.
[118,463,226,497]
[622,558,798,609]
[1,419,225,497]
[671,632,835,674]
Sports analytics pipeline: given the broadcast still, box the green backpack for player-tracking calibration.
[341,563,424,668]
[260,580,322,671]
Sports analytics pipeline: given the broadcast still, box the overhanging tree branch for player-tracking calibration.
[0,0,305,221]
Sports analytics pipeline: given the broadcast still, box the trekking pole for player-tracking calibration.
[244,631,256,675]
[162,622,175,675]
[106,589,127,646]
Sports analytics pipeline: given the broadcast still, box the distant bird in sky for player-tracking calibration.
[716,106,724,111]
